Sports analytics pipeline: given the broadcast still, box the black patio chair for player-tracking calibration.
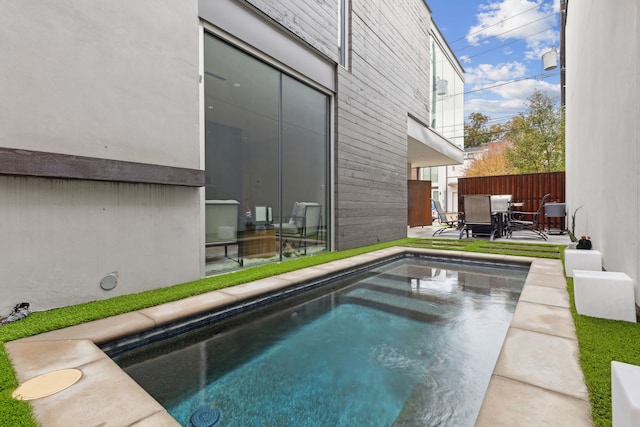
[506,193,551,240]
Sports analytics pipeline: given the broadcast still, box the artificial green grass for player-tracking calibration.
[0,344,36,427]
[566,279,640,427]
[406,237,562,258]
[0,237,633,426]
[0,239,414,427]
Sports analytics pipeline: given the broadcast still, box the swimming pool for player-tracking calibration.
[112,257,528,426]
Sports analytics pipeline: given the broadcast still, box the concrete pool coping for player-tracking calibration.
[5,247,593,426]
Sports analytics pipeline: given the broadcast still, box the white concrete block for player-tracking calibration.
[612,361,640,427]
[565,249,602,277]
[573,270,636,322]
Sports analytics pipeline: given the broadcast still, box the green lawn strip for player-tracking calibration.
[478,250,560,259]
[566,279,640,427]
[0,239,416,426]
[405,239,476,251]
[469,240,561,259]
[478,241,561,252]
[0,345,37,427]
[0,238,592,427]
[0,239,412,344]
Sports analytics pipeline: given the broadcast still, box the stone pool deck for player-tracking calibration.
[6,247,592,426]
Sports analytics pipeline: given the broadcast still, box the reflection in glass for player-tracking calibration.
[203,34,329,274]
[430,35,463,144]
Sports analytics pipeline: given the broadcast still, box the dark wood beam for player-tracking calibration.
[0,147,204,187]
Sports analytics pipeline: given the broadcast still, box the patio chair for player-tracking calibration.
[506,193,551,240]
[490,194,512,213]
[459,194,499,240]
[431,199,460,236]
[277,202,322,255]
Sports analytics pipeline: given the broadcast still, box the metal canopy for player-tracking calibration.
[407,116,464,168]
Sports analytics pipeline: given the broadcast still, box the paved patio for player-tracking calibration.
[408,224,573,245]
[6,244,591,426]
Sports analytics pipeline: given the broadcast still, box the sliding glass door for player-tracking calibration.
[203,34,329,274]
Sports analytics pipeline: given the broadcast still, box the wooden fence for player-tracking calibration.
[458,171,566,230]
[408,180,432,227]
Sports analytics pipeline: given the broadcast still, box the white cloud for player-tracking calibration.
[459,0,561,122]
[466,0,558,57]
[465,78,560,121]
[465,62,527,86]
[490,78,559,100]
[465,97,527,118]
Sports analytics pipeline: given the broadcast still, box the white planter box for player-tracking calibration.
[565,249,602,277]
[573,270,636,322]
[612,361,640,427]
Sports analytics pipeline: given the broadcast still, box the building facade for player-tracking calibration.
[0,0,463,312]
[564,0,640,308]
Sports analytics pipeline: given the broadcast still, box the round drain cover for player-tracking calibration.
[12,368,82,401]
[190,406,221,427]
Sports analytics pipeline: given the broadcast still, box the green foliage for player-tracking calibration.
[464,112,494,148]
[568,206,583,243]
[464,141,515,177]
[504,90,565,173]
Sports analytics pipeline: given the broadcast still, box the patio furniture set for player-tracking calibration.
[432,193,556,241]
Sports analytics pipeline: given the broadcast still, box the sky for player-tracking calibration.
[426,0,561,126]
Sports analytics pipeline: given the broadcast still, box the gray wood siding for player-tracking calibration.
[335,0,433,249]
[243,0,340,62]
[246,0,434,250]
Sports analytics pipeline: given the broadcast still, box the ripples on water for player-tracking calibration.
[116,258,527,426]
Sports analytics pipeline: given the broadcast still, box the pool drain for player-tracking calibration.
[190,406,221,427]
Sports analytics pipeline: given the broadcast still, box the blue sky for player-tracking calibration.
[427,0,561,125]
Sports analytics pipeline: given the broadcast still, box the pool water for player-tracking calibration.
[114,258,527,426]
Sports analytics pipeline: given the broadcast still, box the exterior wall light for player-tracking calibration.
[542,47,558,71]
[436,78,448,96]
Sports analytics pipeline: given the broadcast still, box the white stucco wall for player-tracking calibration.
[0,0,200,168]
[0,176,202,312]
[0,1,202,312]
[565,0,640,305]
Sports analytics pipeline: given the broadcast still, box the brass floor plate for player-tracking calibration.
[12,368,83,401]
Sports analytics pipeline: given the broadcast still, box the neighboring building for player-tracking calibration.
[433,145,487,213]
[0,0,463,312]
[564,0,640,309]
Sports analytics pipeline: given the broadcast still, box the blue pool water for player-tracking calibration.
[114,257,527,426]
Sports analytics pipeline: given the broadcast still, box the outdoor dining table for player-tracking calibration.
[488,197,520,238]
[492,201,524,237]
[491,208,509,237]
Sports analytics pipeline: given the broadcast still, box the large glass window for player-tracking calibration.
[203,34,329,274]
[430,35,464,146]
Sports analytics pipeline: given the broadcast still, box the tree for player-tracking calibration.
[504,91,565,173]
[464,141,515,177]
[464,112,493,148]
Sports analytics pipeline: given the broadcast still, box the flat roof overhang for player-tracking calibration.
[407,116,464,168]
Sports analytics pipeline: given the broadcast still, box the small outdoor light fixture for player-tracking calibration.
[100,273,118,291]
[542,47,558,71]
[436,78,448,96]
